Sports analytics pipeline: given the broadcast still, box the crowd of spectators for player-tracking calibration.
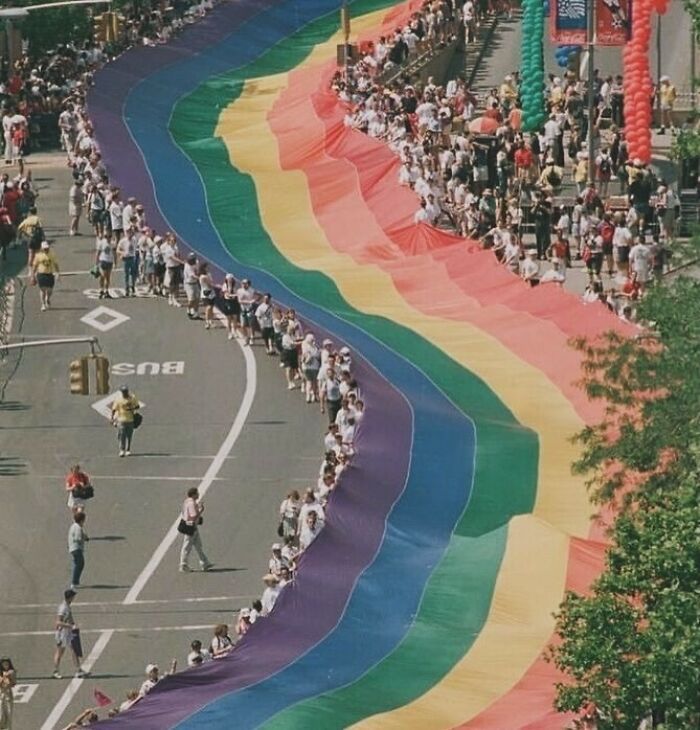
[332,1,683,322]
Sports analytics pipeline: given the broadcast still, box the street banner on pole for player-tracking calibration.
[595,0,631,45]
[551,0,588,44]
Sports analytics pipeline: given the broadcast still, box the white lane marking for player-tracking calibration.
[38,336,257,730]
[6,595,256,609]
[54,453,236,460]
[39,629,114,730]
[1,624,219,638]
[3,279,15,337]
[124,341,256,604]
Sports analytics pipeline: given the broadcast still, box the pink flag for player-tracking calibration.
[94,688,113,707]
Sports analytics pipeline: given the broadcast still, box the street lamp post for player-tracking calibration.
[587,0,596,184]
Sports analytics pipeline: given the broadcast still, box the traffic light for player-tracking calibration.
[93,14,107,43]
[69,357,89,395]
[94,355,110,395]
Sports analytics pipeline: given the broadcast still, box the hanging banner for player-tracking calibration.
[596,0,631,45]
[550,0,587,44]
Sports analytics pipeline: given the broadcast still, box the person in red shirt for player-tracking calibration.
[2,181,20,224]
[65,464,91,513]
[514,142,534,185]
[483,100,503,123]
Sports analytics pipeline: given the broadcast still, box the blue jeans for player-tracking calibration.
[123,257,138,292]
[71,550,85,586]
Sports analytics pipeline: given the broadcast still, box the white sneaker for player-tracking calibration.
[40,304,46,312]
[227,332,234,340]
[125,450,131,456]
[179,564,192,572]
[119,450,125,457]
[52,670,62,679]
[287,383,296,390]
[172,300,182,308]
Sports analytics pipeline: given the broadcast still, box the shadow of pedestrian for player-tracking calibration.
[0,401,30,411]
[0,456,27,475]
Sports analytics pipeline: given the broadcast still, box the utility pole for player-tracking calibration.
[586,0,596,185]
[691,26,697,111]
[656,16,662,117]
[341,1,350,81]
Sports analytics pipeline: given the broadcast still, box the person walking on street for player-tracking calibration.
[179,487,213,573]
[68,176,84,236]
[0,657,16,730]
[68,511,88,590]
[31,240,59,312]
[65,464,92,514]
[110,385,140,457]
[52,589,89,679]
[16,206,43,267]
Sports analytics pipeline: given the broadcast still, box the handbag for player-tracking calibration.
[72,484,94,500]
[133,412,143,429]
[177,519,196,536]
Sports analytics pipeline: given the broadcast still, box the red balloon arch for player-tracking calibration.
[623,0,670,163]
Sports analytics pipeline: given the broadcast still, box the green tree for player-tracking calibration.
[548,276,700,729]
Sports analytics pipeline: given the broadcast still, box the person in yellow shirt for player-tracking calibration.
[110,385,140,457]
[31,240,59,311]
[17,206,43,266]
[658,75,677,134]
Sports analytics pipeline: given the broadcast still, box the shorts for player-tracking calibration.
[184,281,200,301]
[69,203,82,217]
[571,223,580,237]
[217,298,240,318]
[99,260,113,272]
[616,246,630,263]
[28,237,42,252]
[36,273,55,288]
[165,266,182,287]
[302,368,319,382]
[602,242,613,256]
[55,628,72,648]
[240,307,255,327]
[281,348,299,369]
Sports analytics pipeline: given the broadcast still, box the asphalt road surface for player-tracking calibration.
[0,154,325,729]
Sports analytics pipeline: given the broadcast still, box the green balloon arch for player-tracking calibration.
[520,0,546,131]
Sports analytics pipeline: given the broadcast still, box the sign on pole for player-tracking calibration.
[551,0,588,44]
[595,0,631,45]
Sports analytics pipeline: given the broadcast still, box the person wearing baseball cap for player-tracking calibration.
[110,385,141,457]
[31,239,60,312]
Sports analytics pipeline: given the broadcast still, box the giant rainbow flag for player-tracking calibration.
[91,1,626,727]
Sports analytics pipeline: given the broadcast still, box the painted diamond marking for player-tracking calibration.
[81,306,130,332]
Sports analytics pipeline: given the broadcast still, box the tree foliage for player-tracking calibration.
[548,275,700,729]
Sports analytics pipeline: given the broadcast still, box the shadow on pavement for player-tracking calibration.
[0,457,28,475]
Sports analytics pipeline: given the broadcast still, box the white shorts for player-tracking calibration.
[184,282,200,301]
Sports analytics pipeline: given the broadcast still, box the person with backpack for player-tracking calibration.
[597,212,616,276]
[0,206,14,261]
[595,147,613,198]
[17,206,44,266]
